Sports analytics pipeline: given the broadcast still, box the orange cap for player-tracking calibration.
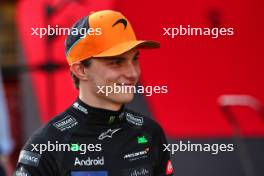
[65,10,159,65]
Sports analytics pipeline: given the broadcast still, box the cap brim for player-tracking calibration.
[93,40,160,58]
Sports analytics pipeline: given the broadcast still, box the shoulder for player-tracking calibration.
[23,110,80,151]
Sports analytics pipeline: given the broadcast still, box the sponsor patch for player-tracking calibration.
[74,156,104,166]
[137,136,148,144]
[126,113,143,126]
[73,102,88,114]
[108,116,116,124]
[15,166,31,176]
[98,128,121,140]
[123,148,149,162]
[166,160,173,175]
[18,150,41,167]
[123,165,152,176]
[53,115,78,131]
[71,171,108,176]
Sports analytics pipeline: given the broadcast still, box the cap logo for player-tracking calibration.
[112,18,127,29]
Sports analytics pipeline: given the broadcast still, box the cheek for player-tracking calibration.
[91,69,120,85]
[135,63,141,78]
[105,71,123,84]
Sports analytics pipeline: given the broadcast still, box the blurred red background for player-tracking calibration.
[0,0,263,175]
[16,0,264,138]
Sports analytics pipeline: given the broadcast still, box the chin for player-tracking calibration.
[110,93,135,104]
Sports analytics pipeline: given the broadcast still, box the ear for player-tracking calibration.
[70,62,89,81]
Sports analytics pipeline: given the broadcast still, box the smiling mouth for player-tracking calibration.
[116,83,135,86]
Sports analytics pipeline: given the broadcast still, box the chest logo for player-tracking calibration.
[98,128,121,140]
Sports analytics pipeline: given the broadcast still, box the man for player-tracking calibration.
[15,10,173,176]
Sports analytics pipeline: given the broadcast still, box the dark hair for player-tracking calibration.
[70,59,92,89]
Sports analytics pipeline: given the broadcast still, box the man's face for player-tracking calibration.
[83,48,140,105]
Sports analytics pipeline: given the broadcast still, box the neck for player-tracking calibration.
[79,89,122,111]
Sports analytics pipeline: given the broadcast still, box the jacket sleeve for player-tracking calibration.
[14,134,58,176]
[154,124,174,176]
